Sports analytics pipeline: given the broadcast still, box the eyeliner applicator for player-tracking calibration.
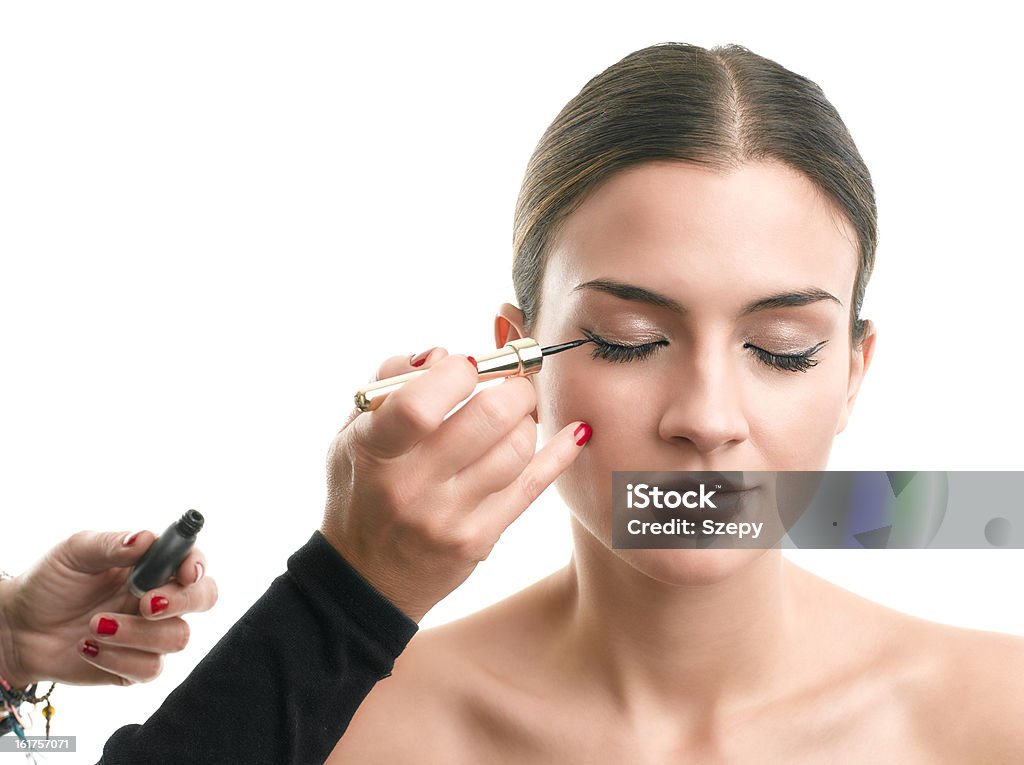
[539,338,592,356]
[354,337,594,413]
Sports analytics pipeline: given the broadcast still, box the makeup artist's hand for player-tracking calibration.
[0,530,218,688]
[322,347,592,622]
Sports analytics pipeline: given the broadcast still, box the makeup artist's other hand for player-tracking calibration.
[0,530,218,688]
[323,347,592,622]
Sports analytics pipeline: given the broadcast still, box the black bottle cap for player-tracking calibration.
[177,509,205,537]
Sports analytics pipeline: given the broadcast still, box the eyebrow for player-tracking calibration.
[571,278,843,317]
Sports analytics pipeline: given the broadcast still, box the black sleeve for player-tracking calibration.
[97,530,418,765]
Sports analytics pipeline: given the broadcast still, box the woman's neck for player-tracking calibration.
[554,517,799,722]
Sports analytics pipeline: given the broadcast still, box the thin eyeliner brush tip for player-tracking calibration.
[540,338,594,357]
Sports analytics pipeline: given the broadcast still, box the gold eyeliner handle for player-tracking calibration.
[354,338,543,413]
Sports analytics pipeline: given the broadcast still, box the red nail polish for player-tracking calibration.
[150,596,169,615]
[410,348,435,367]
[122,531,141,546]
[97,617,119,636]
[82,640,99,657]
[574,423,592,446]
[467,356,478,371]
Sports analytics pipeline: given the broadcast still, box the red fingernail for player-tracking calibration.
[150,596,169,615]
[97,617,119,636]
[467,356,478,371]
[410,348,435,367]
[122,531,141,546]
[82,640,100,657]
[574,422,592,446]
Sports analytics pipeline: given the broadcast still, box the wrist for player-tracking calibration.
[0,574,30,690]
[316,526,426,623]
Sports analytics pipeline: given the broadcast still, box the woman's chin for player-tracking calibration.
[616,546,776,587]
[570,513,778,586]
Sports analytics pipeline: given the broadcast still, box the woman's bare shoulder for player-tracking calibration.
[865,609,1024,761]
[326,572,562,764]
[323,626,477,764]
[788,561,1024,760]
[911,619,1024,761]
[844,586,1024,761]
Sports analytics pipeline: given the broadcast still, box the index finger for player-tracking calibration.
[474,420,592,540]
[340,349,450,432]
[357,354,480,458]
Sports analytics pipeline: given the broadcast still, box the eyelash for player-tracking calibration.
[742,340,828,373]
[581,329,828,373]
[582,329,669,363]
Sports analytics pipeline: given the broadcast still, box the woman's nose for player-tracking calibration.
[657,349,750,454]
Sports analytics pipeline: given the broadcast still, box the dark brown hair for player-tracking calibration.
[512,42,876,348]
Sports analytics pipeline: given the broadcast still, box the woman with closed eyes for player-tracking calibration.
[324,42,1024,762]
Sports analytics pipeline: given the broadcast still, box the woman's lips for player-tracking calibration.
[649,471,760,494]
[648,487,756,528]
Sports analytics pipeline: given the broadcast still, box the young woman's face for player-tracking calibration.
[499,160,875,583]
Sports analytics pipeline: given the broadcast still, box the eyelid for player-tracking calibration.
[581,328,667,347]
[580,328,670,365]
[747,339,828,356]
[744,340,828,373]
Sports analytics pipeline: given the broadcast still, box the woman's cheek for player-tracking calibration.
[538,357,613,432]
[750,366,849,470]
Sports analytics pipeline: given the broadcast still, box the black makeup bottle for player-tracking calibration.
[127,509,205,598]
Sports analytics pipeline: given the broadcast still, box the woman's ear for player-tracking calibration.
[836,319,877,435]
[494,303,538,423]
[494,303,527,348]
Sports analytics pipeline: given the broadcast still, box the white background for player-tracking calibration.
[2,2,1021,761]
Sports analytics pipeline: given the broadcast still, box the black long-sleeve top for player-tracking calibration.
[97,530,418,764]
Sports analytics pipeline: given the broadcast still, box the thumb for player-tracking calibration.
[55,530,157,574]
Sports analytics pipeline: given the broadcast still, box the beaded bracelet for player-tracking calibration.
[1,676,56,738]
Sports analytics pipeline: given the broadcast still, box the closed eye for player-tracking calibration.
[581,328,668,363]
[743,340,828,373]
